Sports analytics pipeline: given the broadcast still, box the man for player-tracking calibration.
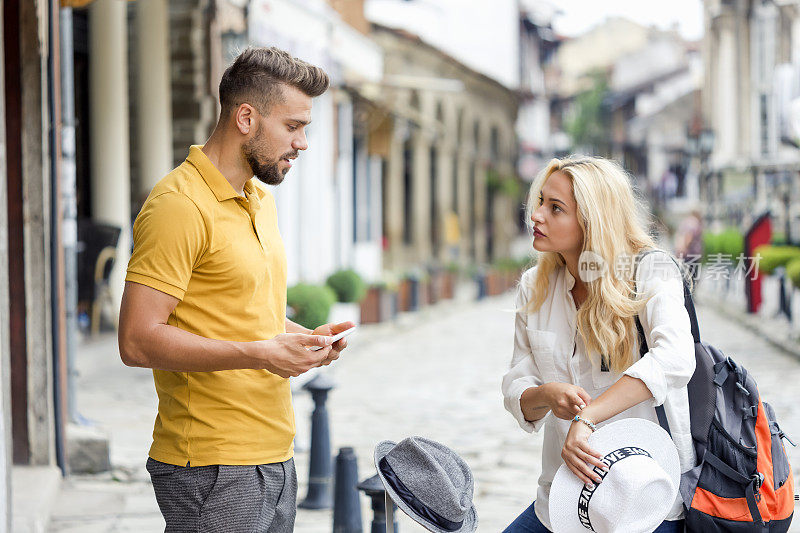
[118,47,352,532]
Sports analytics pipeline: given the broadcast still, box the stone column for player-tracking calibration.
[714,17,737,166]
[456,151,471,263]
[136,0,173,197]
[19,0,55,467]
[385,122,406,271]
[0,0,11,522]
[473,124,488,264]
[411,130,432,263]
[90,0,131,314]
[436,135,454,263]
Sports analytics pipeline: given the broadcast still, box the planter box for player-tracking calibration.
[487,269,504,296]
[398,279,412,312]
[441,272,455,300]
[505,270,518,291]
[419,279,431,307]
[427,271,442,304]
[399,278,421,312]
[360,287,382,324]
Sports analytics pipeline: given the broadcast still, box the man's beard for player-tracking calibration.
[242,132,296,186]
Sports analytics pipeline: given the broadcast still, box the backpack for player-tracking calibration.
[634,249,796,532]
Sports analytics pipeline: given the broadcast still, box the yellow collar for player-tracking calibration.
[186,145,266,203]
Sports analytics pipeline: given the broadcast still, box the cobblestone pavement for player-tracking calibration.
[48,292,800,532]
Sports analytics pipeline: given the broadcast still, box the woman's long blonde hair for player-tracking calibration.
[524,156,663,373]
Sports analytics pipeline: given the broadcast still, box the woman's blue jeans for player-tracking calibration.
[503,502,685,532]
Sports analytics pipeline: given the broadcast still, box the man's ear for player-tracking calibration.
[234,104,254,135]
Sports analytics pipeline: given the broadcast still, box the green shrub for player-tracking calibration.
[493,257,521,272]
[702,228,743,263]
[772,232,788,246]
[325,269,367,303]
[701,231,719,263]
[752,245,800,275]
[287,283,336,329]
[786,257,800,289]
[717,228,744,258]
[515,256,533,270]
[445,262,461,275]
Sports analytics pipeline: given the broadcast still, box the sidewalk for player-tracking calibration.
[36,284,800,532]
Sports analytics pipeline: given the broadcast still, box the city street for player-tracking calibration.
[46,290,800,532]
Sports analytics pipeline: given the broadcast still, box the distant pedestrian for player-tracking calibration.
[501,156,695,532]
[675,209,703,285]
[118,47,353,532]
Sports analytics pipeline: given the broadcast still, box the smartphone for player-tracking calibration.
[308,326,357,351]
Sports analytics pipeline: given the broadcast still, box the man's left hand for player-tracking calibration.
[311,321,355,366]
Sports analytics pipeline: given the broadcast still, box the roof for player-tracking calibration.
[370,22,518,98]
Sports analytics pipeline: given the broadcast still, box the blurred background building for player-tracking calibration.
[5,0,800,530]
[702,0,800,238]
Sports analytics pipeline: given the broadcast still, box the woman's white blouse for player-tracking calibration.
[502,250,697,530]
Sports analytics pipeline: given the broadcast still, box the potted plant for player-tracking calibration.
[326,269,367,324]
[427,266,443,305]
[442,262,460,300]
[286,283,337,330]
[360,283,383,324]
[399,270,423,312]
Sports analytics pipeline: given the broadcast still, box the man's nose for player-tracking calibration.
[293,131,308,151]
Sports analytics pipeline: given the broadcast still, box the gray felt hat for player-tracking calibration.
[374,437,478,533]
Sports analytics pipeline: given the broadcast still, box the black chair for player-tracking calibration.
[77,220,121,335]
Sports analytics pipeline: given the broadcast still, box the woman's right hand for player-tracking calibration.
[543,383,593,420]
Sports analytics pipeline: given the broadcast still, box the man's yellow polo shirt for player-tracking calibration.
[126,145,292,466]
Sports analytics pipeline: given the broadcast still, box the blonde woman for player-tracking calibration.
[501,157,696,532]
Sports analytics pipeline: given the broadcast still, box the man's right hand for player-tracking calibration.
[253,333,334,378]
[543,382,593,420]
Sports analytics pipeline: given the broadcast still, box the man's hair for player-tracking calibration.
[218,47,330,117]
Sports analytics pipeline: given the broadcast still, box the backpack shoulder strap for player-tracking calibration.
[634,248,701,343]
[632,248,700,436]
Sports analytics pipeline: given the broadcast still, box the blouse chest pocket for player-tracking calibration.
[526,328,558,382]
[590,354,620,390]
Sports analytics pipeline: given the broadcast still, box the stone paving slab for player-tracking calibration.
[45,290,800,532]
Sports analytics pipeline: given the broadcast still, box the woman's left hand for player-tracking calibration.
[561,419,608,487]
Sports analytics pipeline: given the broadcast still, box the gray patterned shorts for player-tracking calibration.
[146,457,297,532]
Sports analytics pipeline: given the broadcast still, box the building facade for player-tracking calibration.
[703,0,800,235]
[371,25,520,271]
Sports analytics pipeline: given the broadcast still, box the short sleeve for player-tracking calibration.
[125,192,207,300]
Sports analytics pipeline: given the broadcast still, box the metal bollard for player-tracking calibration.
[333,447,362,533]
[475,272,487,300]
[358,474,398,533]
[298,374,335,509]
[409,276,419,311]
[780,271,792,320]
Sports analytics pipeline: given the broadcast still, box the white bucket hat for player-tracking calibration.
[549,418,681,533]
